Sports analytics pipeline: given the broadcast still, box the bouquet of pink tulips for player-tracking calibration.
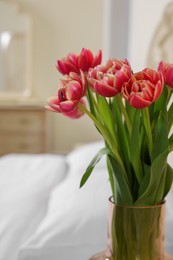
[46,48,173,206]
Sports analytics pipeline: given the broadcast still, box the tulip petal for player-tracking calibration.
[130,94,151,108]
[95,82,119,97]
[45,105,59,113]
[63,107,83,119]
[92,50,102,67]
[83,48,94,65]
[122,68,164,108]
[67,53,78,66]
[56,60,68,75]
[47,96,60,105]
[166,67,173,87]
[59,100,78,112]
[78,49,91,71]
[153,82,164,101]
[63,98,86,119]
[57,60,79,75]
[66,81,83,100]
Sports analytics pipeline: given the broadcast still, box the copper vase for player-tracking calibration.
[90,197,167,260]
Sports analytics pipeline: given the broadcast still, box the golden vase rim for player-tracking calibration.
[109,196,166,209]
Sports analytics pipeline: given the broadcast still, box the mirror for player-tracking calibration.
[0,2,31,98]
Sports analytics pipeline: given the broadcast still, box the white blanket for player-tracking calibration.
[0,153,68,260]
[0,142,172,260]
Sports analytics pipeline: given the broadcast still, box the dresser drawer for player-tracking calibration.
[0,133,45,154]
[0,106,50,155]
[0,110,45,133]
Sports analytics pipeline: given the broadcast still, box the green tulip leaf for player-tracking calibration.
[138,163,151,198]
[135,151,168,205]
[96,95,115,138]
[86,86,96,117]
[112,96,132,178]
[168,102,173,132]
[108,155,133,205]
[163,163,173,198]
[130,109,143,183]
[154,166,167,203]
[80,147,111,188]
[154,85,168,113]
[151,112,168,162]
[125,100,136,123]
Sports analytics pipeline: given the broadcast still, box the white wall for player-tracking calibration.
[103,0,173,71]
[103,0,130,61]
[14,0,104,153]
[128,0,173,71]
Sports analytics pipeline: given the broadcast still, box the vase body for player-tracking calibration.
[90,198,166,260]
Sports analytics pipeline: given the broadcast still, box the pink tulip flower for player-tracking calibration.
[56,53,79,75]
[78,48,102,73]
[60,71,87,99]
[45,71,86,119]
[158,61,173,89]
[45,96,85,119]
[56,48,102,75]
[87,58,132,97]
[122,68,164,108]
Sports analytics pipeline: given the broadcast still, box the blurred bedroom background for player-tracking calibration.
[1,1,173,259]
[0,0,172,154]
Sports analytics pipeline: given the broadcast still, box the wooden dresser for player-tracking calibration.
[0,105,50,155]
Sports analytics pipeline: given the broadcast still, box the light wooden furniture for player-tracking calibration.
[0,105,50,155]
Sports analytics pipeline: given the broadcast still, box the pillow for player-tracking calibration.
[67,140,105,172]
[18,141,111,260]
[0,153,68,260]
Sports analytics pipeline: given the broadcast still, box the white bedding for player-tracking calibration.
[0,154,68,260]
[0,141,172,260]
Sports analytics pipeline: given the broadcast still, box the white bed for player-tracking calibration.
[0,141,172,260]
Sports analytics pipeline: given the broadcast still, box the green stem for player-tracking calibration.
[86,86,98,116]
[96,93,117,141]
[78,103,126,175]
[117,95,132,134]
[142,108,153,156]
[106,156,115,198]
[78,103,113,145]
